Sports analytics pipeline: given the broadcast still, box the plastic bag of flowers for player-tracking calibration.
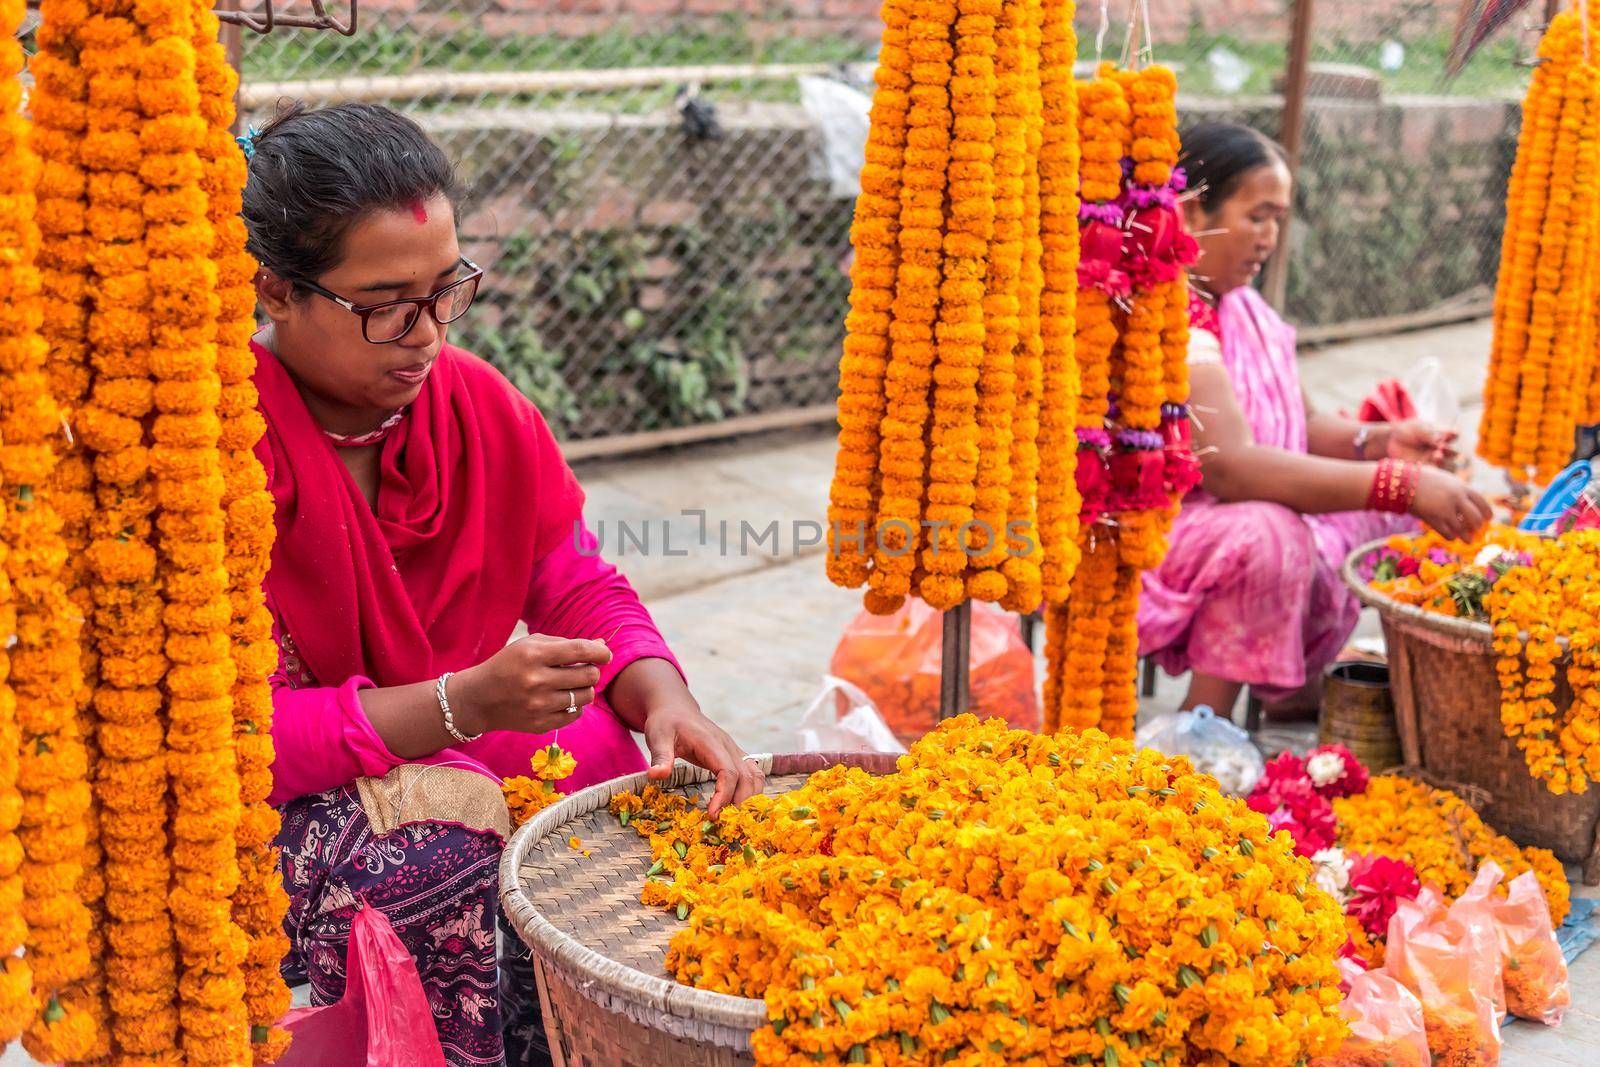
[1310,965,1429,1067]
[1383,896,1502,1066]
[621,716,1352,1065]
[1460,862,1571,1025]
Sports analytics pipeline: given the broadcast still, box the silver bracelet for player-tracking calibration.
[436,671,482,743]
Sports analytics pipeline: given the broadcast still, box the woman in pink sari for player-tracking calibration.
[1138,124,1491,718]
[241,104,761,1065]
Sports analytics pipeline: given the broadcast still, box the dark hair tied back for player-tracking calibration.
[241,101,461,286]
[1177,122,1286,213]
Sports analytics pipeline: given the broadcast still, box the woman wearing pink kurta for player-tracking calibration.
[1138,124,1491,718]
[241,103,761,1066]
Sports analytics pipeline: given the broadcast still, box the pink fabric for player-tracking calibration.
[1137,287,1414,699]
[256,340,673,805]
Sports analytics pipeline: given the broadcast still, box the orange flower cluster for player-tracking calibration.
[619,717,1349,1066]
[502,743,579,826]
[1480,2,1600,482]
[1364,525,1538,620]
[827,0,1082,615]
[1332,776,1570,928]
[6,0,291,1061]
[1486,528,1600,796]
[0,0,99,1057]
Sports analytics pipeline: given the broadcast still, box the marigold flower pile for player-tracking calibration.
[615,716,1349,1066]
[1241,747,1568,980]
[826,0,1084,616]
[1041,62,1199,741]
[1486,528,1600,796]
[1,0,293,1060]
[1479,1,1600,483]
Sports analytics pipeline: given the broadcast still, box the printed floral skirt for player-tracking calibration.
[276,785,555,1067]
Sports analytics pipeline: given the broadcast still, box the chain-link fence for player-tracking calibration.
[224,1,1549,450]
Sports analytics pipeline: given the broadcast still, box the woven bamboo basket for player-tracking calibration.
[1343,540,1600,884]
[499,752,901,1067]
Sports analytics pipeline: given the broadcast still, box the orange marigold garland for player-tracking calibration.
[77,0,182,1056]
[1488,529,1600,796]
[1026,0,1081,607]
[964,0,1027,603]
[997,1,1047,615]
[1480,5,1600,482]
[867,0,956,612]
[190,6,292,1057]
[919,0,997,610]
[826,0,910,593]
[134,3,252,1059]
[0,0,41,1039]
[0,7,97,1054]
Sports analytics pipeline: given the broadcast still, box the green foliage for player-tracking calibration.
[466,326,583,432]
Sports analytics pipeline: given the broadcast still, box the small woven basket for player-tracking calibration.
[1343,540,1600,884]
[498,752,901,1066]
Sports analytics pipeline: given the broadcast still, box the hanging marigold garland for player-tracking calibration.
[827,0,1081,617]
[191,5,292,1056]
[32,0,112,1049]
[0,0,40,1040]
[0,2,98,1056]
[1040,61,1195,740]
[73,0,185,1055]
[826,0,909,593]
[1480,3,1600,483]
[1025,0,1081,608]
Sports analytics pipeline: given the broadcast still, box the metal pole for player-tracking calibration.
[1263,0,1316,311]
[220,0,244,135]
[938,602,972,719]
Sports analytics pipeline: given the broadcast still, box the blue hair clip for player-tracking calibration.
[235,124,261,161]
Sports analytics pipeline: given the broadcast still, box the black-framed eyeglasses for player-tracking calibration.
[296,256,483,344]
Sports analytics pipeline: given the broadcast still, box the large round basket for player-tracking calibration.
[499,752,900,1066]
[1343,540,1600,884]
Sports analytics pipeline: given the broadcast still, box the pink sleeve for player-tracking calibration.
[267,675,410,807]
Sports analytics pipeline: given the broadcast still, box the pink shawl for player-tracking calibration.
[1216,285,1309,454]
[254,339,584,689]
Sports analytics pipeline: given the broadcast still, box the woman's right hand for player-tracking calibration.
[1410,466,1492,542]
[450,634,612,736]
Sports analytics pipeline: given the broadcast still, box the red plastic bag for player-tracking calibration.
[1383,896,1502,1066]
[830,599,1039,745]
[1445,865,1509,1020]
[1469,862,1570,1025]
[1312,966,1430,1067]
[278,904,448,1067]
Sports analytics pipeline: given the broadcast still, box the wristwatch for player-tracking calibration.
[1353,424,1374,460]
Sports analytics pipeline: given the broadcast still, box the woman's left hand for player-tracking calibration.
[643,702,765,818]
[1385,420,1459,470]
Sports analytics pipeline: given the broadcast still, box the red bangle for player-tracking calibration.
[1368,459,1418,514]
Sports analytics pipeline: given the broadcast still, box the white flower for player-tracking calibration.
[1306,751,1347,788]
[1311,848,1352,900]
[1474,544,1507,568]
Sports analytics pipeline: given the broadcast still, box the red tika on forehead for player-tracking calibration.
[407,199,428,224]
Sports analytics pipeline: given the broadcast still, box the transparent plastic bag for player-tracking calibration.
[798,675,907,755]
[1464,862,1570,1026]
[1312,968,1430,1067]
[797,75,870,199]
[1134,704,1264,795]
[1384,895,1502,1066]
[830,599,1040,746]
[1402,356,1460,430]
